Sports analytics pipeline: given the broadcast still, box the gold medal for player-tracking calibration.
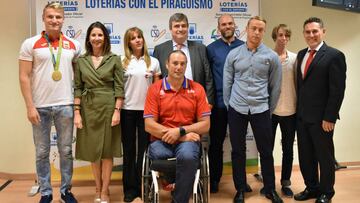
[52,70,62,81]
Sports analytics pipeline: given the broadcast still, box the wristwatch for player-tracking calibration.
[179,126,186,137]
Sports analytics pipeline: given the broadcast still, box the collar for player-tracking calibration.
[246,42,264,53]
[161,76,189,91]
[41,31,63,41]
[130,54,145,60]
[307,41,324,52]
[220,37,237,45]
[172,40,188,48]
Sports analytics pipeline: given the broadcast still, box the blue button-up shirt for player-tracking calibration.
[207,38,244,108]
[223,43,282,114]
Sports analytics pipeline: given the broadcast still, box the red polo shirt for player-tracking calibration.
[144,77,211,140]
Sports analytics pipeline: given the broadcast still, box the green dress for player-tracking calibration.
[74,53,124,162]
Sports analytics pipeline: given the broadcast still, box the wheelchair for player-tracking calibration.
[141,138,210,203]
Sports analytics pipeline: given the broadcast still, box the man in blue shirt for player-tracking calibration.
[206,14,244,194]
[223,16,283,203]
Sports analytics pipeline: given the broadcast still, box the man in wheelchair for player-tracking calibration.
[143,50,211,203]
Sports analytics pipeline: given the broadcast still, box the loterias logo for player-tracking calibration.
[104,23,121,45]
[219,0,248,12]
[188,23,204,43]
[47,0,79,11]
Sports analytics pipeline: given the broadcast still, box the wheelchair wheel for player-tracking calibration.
[194,147,209,203]
[142,151,152,202]
[200,148,210,203]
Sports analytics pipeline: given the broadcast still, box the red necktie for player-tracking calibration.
[303,50,316,78]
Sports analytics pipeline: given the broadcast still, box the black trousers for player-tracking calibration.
[209,107,228,183]
[297,119,335,197]
[228,106,275,193]
[121,109,149,197]
[271,114,296,186]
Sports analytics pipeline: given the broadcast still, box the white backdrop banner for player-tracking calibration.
[35,0,260,180]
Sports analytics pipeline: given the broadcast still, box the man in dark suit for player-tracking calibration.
[153,13,214,105]
[294,17,346,203]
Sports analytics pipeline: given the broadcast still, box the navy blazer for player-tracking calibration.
[153,40,215,105]
[296,42,346,123]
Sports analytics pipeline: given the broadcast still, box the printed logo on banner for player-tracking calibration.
[151,25,166,42]
[65,26,82,39]
[104,23,121,45]
[210,29,220,41]
[48,0,84,18]
[188,23,204,43]
[219,0,248,12]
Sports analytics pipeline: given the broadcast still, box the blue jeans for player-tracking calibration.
[32,105,74,195]
[148,140,200,203]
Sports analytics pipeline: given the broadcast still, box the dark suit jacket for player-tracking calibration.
[296,42,346,123]
[153,40,215,105]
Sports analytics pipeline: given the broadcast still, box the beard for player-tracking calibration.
[221,29,235,40]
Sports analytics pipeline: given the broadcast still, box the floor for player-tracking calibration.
[0,166,359,203]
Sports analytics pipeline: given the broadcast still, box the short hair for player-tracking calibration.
[247,16,267,26]
[43,2,63,14]
[217,14,235,26]
[271,24,292,41]
[84,22,111,56]
[122,27,151,69]
[167,50,187,63]
[169,13,189,30]
[303,17,324,29]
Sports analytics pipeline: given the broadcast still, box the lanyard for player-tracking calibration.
[44,33,63,72]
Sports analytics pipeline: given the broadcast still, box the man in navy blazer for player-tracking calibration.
[294,17,346,203]
[153,13,214,105]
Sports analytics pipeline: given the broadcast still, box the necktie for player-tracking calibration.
[176,44,183,50]
[303,50,316,78]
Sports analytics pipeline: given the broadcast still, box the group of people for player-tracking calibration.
[18,2,346,203]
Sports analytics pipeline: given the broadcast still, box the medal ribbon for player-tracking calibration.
[44,33,62,72]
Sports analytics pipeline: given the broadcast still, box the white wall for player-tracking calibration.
[0,0,35,173]
[1,0,359,174]
[262,0,360,165]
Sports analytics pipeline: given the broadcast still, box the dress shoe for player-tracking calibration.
[210,181,219,193]
[233,191,245,203]
[294,189,318,201]
[281,186,293,197]
[315,194,332,203]
[245,183,252,192]
[265,191,283,203]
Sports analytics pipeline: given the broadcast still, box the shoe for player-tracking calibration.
[61,190,77,203]
[233,191,245,203]
[39,194,53,203]
[245,183,252,192]
[94,188,101,203]
[123,194,137,202]
[294,189,318,201]
[210,181,219,193]
[315,194,332,203]
[265,191,283,203]
[281,186,294,197]
[100,190,110,203]
[61,191,77,203]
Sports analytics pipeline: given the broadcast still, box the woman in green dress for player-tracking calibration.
[74,21,124,203]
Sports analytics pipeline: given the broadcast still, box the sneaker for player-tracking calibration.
[39,194,53,203]
[61,190,78,203]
